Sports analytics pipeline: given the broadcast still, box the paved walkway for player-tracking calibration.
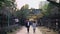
[38,26,58,34]
[8,26,58,34]
[15,26,42,34]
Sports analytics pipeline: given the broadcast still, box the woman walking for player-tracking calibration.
[32,21,37,33]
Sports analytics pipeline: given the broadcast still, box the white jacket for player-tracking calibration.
[32,23,37,29]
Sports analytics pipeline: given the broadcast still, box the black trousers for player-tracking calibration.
[33,28,35,33]
[26,26,30,33]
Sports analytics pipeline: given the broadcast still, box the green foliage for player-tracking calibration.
[15,4,29,25]
[0,0,16,19]
[17,4,29,18]
[15,9,29,25]
[41,3,54,16]
[41,3,49,16]
[0,0,5,2]
[15,9,29,19]
[0,0,14,8]
[46,3,55,16]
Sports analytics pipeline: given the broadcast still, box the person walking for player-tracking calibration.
[25,20,30,33]
[32,21,37,33]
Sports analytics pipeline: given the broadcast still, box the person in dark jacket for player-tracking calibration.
[25,20,30,33]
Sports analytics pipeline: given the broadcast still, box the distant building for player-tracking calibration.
[22,9,42,19]
[29,9,41,15]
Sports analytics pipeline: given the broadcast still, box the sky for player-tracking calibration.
[15,0,47,9]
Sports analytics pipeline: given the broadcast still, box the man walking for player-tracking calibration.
[25,19,30,33]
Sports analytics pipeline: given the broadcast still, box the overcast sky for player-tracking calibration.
[15,0,47,9]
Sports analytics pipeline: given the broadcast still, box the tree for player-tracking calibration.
[41,2,59,18]
[16,4,28,18]
[15,4,29,25]
[21,4,29,10]
[41,3,49,16]
[20,4,29,17]
[0,0,17,27]
[0,0,17,18]
[41,3,53,16]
